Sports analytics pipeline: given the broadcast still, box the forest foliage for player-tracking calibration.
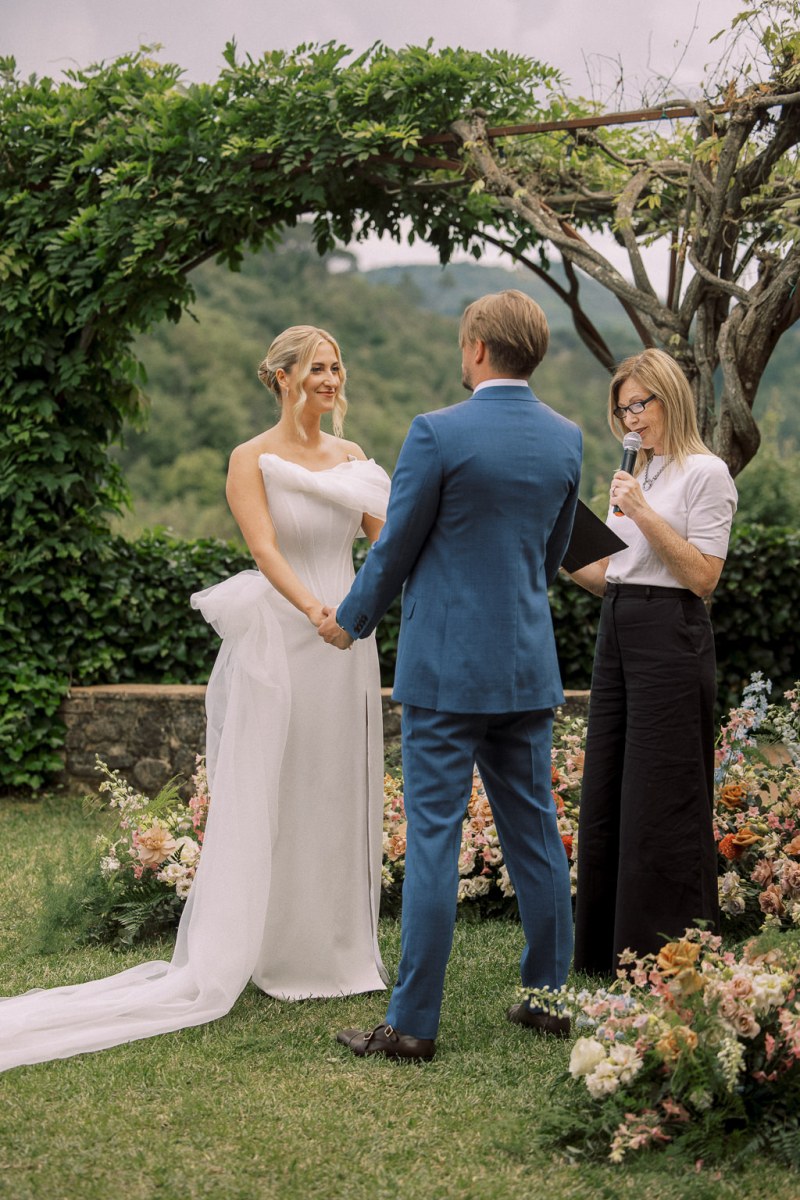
[2,20,800,787]
[118,232,800,542]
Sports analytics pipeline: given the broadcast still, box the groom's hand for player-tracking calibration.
[318,607,353,650]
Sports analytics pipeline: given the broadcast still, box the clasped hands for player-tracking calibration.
[317,606,353,650]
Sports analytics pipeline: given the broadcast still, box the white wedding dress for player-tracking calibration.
[0,455,390,1071]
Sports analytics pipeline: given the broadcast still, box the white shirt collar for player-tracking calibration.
[473,378,530,394]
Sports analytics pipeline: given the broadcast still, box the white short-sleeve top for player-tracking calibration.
[605,453,738,588]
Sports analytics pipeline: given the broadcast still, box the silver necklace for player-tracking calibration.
[642,455,671,491]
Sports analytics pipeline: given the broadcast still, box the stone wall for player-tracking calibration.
[56,684,589,797]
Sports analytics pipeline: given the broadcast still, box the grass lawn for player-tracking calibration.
[1,793,798,1200]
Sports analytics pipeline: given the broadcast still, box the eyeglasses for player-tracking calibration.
[613,393,657,419]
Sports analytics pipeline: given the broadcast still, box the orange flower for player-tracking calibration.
[718,834,742,861]
[785,834,800,857]
[561,834,573,861]
[730,826,762,850]
[718,782,748,811]
[719,826,761,859]
[656,1025,698,1063]
[656,941,704,994]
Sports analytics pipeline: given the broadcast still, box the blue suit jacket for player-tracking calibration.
[337,385,582,713]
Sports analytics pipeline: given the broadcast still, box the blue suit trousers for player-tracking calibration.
[385,704,574,1040]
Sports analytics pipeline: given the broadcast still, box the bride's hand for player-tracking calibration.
[318,606,353,649]
[306,603,326,628]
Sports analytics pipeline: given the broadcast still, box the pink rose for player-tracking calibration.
[780,861,800,898]
[759,884,785,916]
[751,860,774,886]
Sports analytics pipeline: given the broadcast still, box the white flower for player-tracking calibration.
[607,1042,643,1084]
[688,1088,713,1111]
[458,848,476,876]
[176,876,194,899]
[457,876,491,901]
[750,971,789,1011]
[585,1061,621,1098]
[157,861,187,886]
[569,1037,607,1078]
[175,836,201,866]
[100,855,120,876]
[498,865,515,898]
[716,1035,746,1091]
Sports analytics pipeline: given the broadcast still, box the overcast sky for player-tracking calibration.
[3,0,744,278]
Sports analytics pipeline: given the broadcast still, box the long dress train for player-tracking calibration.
[0,455,389,1071]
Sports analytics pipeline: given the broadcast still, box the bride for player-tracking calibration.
[0,325,390,1071]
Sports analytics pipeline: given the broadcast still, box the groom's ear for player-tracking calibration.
[473,338,489,364]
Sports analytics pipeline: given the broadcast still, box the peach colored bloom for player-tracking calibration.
[656,1025,698,1063]
[135,821,177,868]
[468,790,493,823]
[732,1010,761,1038]
[751,859,774,886]
[781,861,800,898]
[759,884,785,917]
[730,974,753,999]
[386,828,407,862]
[785,834,800,857]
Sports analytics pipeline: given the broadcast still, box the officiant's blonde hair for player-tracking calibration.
[258,325,348,439]
[609,348,710,471]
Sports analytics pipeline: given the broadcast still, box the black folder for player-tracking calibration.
[561,500,628,573]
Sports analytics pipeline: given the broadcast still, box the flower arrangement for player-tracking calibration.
[40,757,211,949]
[714,675,800,937]
[95,756,209,900]
[48,678,799,947]
[526,927,800,1167]
[380,715,584,917]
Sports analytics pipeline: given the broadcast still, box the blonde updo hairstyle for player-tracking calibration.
[608,347,710,474]
[257,325,347,439]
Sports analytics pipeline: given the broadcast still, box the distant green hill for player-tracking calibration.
[116,228,800,542]
[364,261,635,337]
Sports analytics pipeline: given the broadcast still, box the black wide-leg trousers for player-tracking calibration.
[573,583,720,975]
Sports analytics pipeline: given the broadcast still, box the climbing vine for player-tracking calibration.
[2,13,799,785]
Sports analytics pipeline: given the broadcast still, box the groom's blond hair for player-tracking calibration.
[459,290,549,378]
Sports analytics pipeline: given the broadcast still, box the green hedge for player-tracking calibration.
[1,524,797,789]
[63,522,800,713]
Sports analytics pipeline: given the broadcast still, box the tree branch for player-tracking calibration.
[479,230,617,369]
[450,114,682,338]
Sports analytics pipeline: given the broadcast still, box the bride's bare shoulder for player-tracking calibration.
[229,430,279,465]
[338,436,368,461]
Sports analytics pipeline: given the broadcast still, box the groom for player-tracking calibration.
[318,290,582,1059]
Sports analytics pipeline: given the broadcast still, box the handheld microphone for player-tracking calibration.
[612,432,642,516]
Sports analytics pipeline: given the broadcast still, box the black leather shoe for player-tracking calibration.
[506,1005,571,1038]
[336,1023,436,1061]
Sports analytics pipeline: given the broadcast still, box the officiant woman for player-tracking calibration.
[567,348,737,975]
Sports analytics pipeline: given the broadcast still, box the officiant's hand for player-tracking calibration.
[318,607,353,650]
